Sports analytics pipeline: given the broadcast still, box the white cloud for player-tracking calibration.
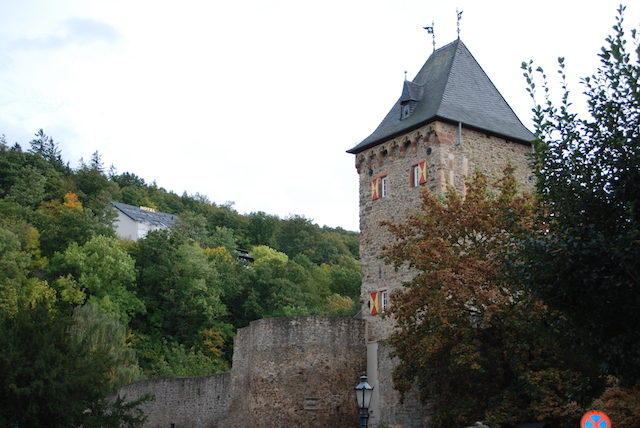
[11,17,121,50]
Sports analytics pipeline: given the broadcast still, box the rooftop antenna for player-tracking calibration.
[423,20,435,53]
[456,8,463,39]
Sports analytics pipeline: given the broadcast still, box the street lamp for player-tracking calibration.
[354,371,374,428]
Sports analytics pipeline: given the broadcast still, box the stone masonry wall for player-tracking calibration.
[115,373,232,428]
[354,120,532,427]
[355,121,532,341]
[377,343,432,428]
[116,316,366,428]
[227,316,367,428]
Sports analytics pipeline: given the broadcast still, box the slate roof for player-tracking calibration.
[347,39,534,154]
[111,201,179,228]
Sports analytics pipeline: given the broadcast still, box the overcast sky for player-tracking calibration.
[1,1,637,232]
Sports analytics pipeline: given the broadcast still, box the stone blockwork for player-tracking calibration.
[355,121,532,426]
[376,344,432,428]
[230,316,367,428]
[116,316,366,428]
[356,121,532,340]
[115,373,232,428]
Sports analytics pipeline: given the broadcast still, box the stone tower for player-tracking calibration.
[347,39,534,427]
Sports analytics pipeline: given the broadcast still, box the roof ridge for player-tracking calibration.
[447,41,532,134]
[428,39,459,117]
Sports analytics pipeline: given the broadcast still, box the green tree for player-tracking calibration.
[326,256,361,299]
[28,129,65,171]
[1,132,70,203]
[35,192,115,258]
[133,230,231,372]
[70,303,143,390]
[0,298,149,428]
[49,235,145,323]
[112,172,147,188]
[164,241,227,340]
[0,226,54,316]
[0,139,27,198]
[146,340,228,378]
[241,245,318,319]
[382,168,596,428]
[74,152,120,215]
[519,6,640,386]
[247,211,280,247]
[173,211,237,251]
[275,214,344,264]
[112,172,148,206]
[10,165,47,209]
[206,245,250,328]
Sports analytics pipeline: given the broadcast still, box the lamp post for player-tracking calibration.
[354,371,373,428]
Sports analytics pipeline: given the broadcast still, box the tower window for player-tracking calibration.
[371,174,389,200]
[401,102,411,120]
[381,290,388,312]
[369,290,389,315]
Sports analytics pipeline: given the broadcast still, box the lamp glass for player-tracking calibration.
[354,373,374,410]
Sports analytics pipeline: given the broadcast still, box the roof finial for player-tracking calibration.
[456,8,463,39]
[404,70,407,81]
[423,20,435,53]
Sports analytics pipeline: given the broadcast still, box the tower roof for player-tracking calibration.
[347,39,534,154]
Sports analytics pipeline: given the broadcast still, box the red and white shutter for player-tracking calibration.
[370,292,380,315]
[371,178,379,200]
[418,160,427,184]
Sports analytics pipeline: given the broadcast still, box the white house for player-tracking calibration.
[111,201,179,241]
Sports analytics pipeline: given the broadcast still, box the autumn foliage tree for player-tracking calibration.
[382,167,598,428]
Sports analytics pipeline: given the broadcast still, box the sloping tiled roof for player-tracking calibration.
[347,39,534,154]
[111,201,179,228]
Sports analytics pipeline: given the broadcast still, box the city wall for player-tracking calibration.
[115,316,367,428]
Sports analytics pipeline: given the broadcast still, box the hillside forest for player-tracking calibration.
[0,131,361,386]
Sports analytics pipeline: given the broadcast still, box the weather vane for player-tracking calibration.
[423,20,435,53]
[456,8,463,39]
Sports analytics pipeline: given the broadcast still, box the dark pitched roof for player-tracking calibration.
[347,39,534,154]
[111,201,179,228]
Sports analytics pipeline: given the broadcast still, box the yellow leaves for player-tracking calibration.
[37,198,62,215]
[205,246,234,263]
[24,227,42,256]
[26,281,57,307]
[54,274,86,305]
[62,192,83,212]
[0,279,58,317]
[325,293,354,313]
[199,328,225,358]
[38,191,83,215]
